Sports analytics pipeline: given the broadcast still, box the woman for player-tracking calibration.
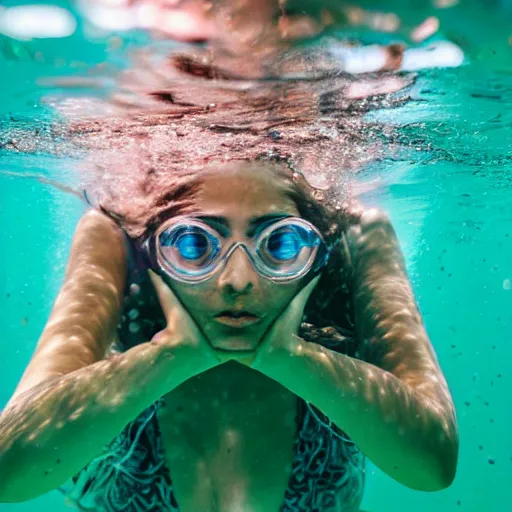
[0,158,458,511]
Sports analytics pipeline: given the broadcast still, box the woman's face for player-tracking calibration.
[168,165,305,354]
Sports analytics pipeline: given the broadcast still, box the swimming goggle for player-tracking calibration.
[144,216,329,284]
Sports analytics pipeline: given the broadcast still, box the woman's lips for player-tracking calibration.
[214,312,261,328]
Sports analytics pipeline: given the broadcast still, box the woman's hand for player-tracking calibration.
[249,276,320,370]
[148,270,223,370]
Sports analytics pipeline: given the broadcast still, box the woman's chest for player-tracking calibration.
[156,369,299,512]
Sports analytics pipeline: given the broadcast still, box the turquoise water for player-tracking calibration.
[1,1,511,511]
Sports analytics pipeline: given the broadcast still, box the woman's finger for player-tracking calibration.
[148,270,180,323]
[281,276,320,332]
[296,276,320,311]
[296,275,320,305]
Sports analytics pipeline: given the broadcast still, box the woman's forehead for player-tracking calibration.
[194,167,299,218]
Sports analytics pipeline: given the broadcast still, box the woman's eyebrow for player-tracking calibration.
[195,215,229,228]
[195,213,293,233]
[247,213,293,233]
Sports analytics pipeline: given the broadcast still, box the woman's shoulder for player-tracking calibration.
[76,208,127,245]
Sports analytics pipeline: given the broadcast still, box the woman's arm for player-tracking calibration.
[0,210,220,502]
[5,209,127,402]
[0,341,202,502]
[252,210,458,491]
[349,210,458,444]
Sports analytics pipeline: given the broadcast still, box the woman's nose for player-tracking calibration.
[217,246,256,295]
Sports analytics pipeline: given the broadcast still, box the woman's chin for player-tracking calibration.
[204,322,264,353]
[210,337,258,352]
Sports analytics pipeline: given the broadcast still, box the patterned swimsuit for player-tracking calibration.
[60,237,366,512]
